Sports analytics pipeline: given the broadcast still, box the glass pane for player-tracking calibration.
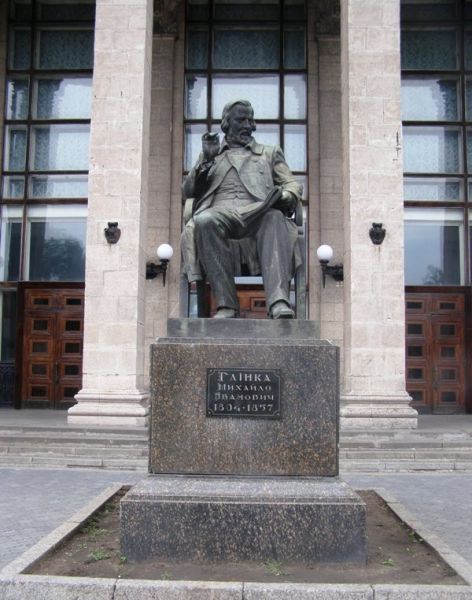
[284,74,306,119]
[0,206,23,282]
[404,177,463,201]
[284,125,306,171]
[466,77,472,120]
[213,0,279,19]
[11,0,33,20]
[33,77,92,119]
[401,28,458,70]
[212,75,279,119]
[185,75,207,119]
[401,77,459,121]
[0,292,18,363]
[186,26,208,69]
[36,1,95,20]
[29,174,88,198]
[187,0,209,19]
[404,207,463,285]
[401,0,458,20]
[466,31,472,69]
[6,78,29,120]
[9,28,31,70]
[294,174,307,201]
[185,124,206,170]
[213,27,279,69]
[284,26,306,69]
[37,29,94,70]
[31,124,90,171]
[27,205,87,282]
[284,0,305,20]
[4,126,27,172]
[403,126,461,173]
[253,123,279,147]
[466,128,472,171]
[2,176,25,199]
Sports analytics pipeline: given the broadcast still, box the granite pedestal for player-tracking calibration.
[121,319,366,564]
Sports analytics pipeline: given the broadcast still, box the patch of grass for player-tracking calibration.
[381,558,395,567]
[161,571,172,580]
[88,548,112,562]
[407,529,423,543]
[263,559,286,576]
[80,516,108,540]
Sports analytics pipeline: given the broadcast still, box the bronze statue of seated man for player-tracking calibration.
[181,99,303,319]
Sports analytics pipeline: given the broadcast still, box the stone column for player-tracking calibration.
[145,3,185,358]
[340,0,417,429]
[68,0,153,426]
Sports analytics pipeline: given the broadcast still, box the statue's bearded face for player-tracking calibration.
[226,105,254,145]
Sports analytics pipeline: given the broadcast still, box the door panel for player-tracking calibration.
[406,292,465,414]
[22,288,84,409]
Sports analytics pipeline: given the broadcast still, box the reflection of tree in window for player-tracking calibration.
[423,264,445,284]
[29,222,85,281]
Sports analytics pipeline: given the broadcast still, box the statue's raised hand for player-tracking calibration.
[202,132,220,163]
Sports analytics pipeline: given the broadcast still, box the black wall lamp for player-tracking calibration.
[369,222,386,245]
[316,245,344,288]
[146,243,174,286]
[104,222,121,244]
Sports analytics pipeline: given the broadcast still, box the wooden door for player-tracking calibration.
[22,288,84,409]
[406,292,466,414]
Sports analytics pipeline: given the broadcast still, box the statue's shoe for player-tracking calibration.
[214,307,237,319]
[270,301,295,319]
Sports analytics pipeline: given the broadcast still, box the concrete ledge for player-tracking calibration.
[0,574,115,599]
[372,586,472,599]
[243,583,373,598]
[114,579,242,599]
[1,486,471,600]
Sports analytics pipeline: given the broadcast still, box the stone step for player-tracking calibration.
[0,444,148,457]
[0,428,148,439]
[340,434,472,449]
[340,458,472,472]
[0,434,148,447]
[0,453,148,470]
[0,424,148,436]
[339,448,472,460]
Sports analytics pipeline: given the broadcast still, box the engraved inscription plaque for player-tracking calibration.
[207,368,281,418]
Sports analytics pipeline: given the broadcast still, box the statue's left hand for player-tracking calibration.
[276,190,297,216]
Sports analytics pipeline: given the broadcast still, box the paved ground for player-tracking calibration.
[0,468,140,570]
[0,467,471,572]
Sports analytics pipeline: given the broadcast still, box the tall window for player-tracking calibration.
[184,0,308,198]
[1,0,94,284]
[401,0,472,285]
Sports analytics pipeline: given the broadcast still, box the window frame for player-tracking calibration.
[0,0,95,285]
[401,0,472,285]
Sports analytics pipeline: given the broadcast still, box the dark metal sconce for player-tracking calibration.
[146,244,173,286]
[104,222,121,244]
[316,245,344,288]
[369,222,386,245]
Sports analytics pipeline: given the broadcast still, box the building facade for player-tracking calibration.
[0,0,469,428]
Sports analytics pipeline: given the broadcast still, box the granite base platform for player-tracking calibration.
[122,319,365,566]
[120,475,367,564]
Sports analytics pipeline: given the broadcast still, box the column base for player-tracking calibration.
[68,390,150,427]
[340,393,418,431]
